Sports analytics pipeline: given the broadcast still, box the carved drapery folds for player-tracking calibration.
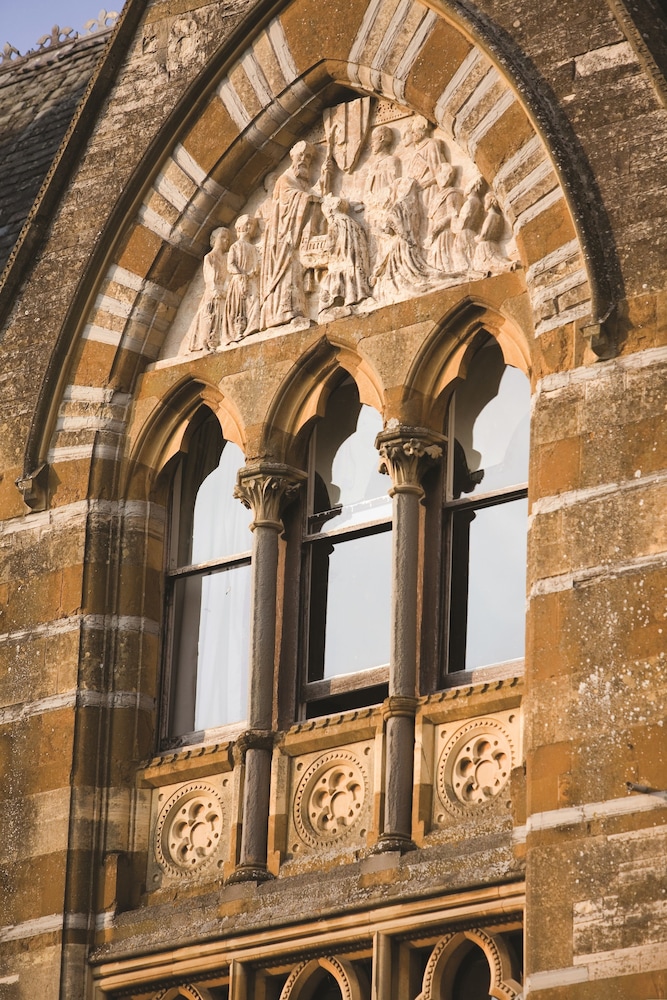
[234,463,305,528]
[178,100,518,356]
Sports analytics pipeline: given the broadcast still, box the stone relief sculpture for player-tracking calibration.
[174,98,518,357]
[404,115,448,242]
[188,227,229,352]
[426,163,464,273]
[318,194,371,320]
[370,183,438,303]
[452,176,486,272]
[473,193,519,275]
[222,214,260,344]
[363,124,401,233]
[260,140,322,331]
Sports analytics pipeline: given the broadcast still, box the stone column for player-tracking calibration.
[373,428,443,852]
[229,463,304,883]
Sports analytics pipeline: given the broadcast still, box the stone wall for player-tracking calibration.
[0,0,665,997]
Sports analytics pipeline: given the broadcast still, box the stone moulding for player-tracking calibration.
[417,927,522,1000]
[279,956,369,1000]
[153,987,216,1000]
[90,885,525,994]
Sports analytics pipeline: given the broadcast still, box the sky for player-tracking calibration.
[2,1,125,54]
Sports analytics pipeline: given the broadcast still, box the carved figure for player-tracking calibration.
[405,115,448,239]
[256,171,278,231]
[222,215,260,344]
[427,163,464,273]
[260,141,320,330]
[318,194,371,318]
[370,183,438,303]
[363,125,401,230]
[473,193,517,274]
[189,227,230,352]
[452,176,486,272]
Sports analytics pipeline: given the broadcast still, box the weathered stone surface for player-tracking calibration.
[0,0,666,997]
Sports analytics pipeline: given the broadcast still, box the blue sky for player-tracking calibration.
[2,1,126,54]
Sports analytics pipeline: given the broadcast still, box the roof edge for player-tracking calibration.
[0,0,148,326]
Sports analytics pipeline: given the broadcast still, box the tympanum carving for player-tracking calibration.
[176,98,518,356]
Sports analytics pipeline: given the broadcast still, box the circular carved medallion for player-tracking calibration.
[294,750,367,848]
[436,718,514,814]
[155,783,224,877]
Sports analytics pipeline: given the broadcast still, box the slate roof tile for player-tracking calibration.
[0,31,109,273]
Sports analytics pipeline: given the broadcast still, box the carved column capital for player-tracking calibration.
[375,425,444,494]
[382,695,419,720]
[234,463,306,528]
[234,728,276,762]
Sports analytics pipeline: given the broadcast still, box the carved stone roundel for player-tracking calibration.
[155,783,224,877]
[294,750,367,848]
[437,718,514,813]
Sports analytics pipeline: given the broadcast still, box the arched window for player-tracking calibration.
[301,378,392,716]
[450,943,491,999]
[443,336,530,675]
[164,409,252,739]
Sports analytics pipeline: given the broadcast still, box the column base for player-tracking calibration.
[227,863,274,885]
[369,833,416,855]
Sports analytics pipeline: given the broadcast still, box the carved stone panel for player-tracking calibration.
[432,710,520,827]
[148,776,231,888]
[284,742,374,865]
[160,98,518,360]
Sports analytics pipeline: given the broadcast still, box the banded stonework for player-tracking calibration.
[0,0,666,997]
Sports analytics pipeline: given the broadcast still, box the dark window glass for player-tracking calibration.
[444,339,529,674]
[302,379,390,711]
[451,944,492,999]
[167,412,252,738]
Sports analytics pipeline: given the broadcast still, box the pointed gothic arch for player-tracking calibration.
[26,0,616,505]
[279,955,370,1000]
[419,928,522,1000]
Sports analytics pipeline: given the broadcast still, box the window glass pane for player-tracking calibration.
[452,945,491,999]
[452,342,529,497]
[191,441,252,563]
[171,563,251,735]
[311,380,391,530]
[450,498,528,670]
[308,528,392,679]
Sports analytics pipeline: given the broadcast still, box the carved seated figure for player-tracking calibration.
[318,194,371,319]
[370,180,439,304]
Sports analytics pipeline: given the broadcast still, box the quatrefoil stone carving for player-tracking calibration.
[294,750,368,848]
[436,718,515,815]
[155,783,224,877]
